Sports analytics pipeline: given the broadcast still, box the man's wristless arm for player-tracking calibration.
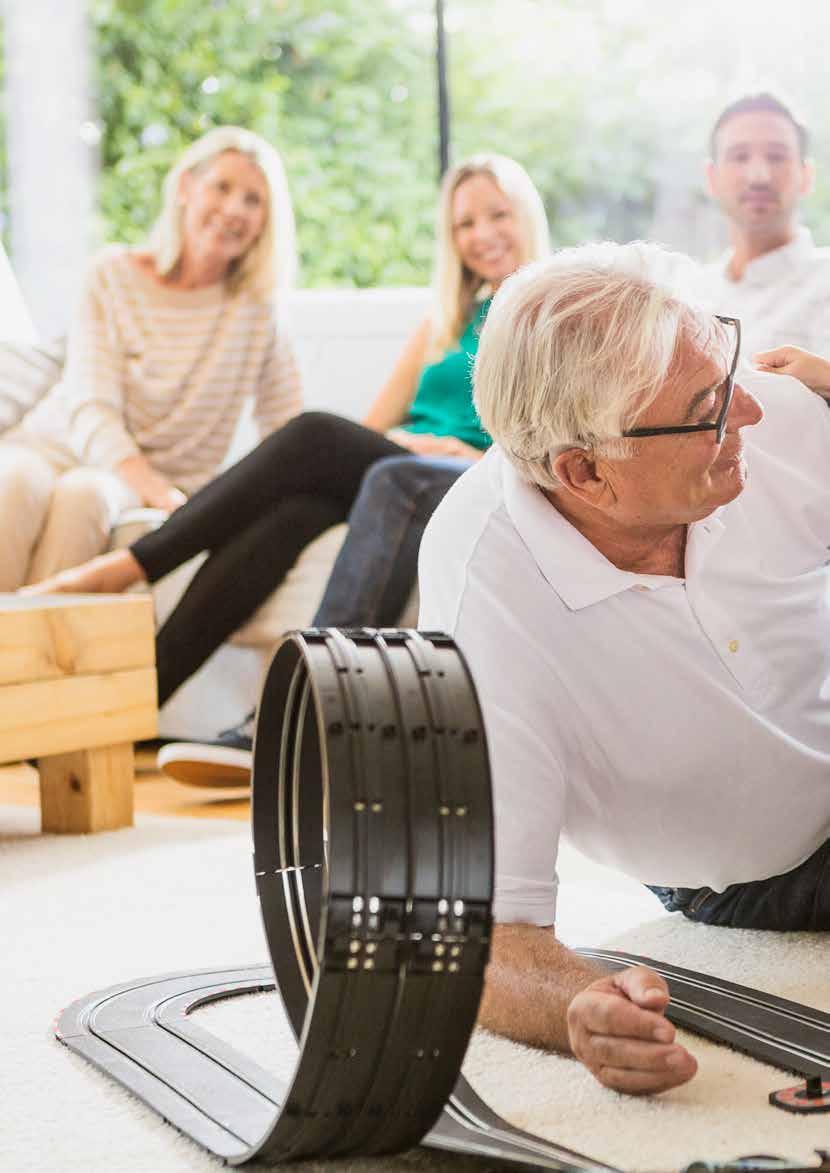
[478,922,601,1053]
[479,922,698,1094]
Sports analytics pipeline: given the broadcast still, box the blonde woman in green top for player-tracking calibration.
[28,154,550,711]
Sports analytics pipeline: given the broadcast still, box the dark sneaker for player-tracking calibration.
[156,709,255,788]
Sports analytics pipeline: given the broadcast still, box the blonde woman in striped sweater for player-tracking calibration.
[0,126,302,590]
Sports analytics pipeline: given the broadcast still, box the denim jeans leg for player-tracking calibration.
[647,886,701,914]
[647,838,830,930]
[313,455,469,628]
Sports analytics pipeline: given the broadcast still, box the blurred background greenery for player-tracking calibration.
[12,0,830,288]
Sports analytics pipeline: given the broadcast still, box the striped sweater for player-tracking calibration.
[21,246,302,493]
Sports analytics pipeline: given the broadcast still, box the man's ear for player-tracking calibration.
[551,447,610,504]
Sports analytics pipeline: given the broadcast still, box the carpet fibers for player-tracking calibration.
[1,805,827,1172]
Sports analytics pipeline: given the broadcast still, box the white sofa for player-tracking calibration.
[118,287,430,739]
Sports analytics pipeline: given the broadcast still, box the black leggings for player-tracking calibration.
[132,412,406,704]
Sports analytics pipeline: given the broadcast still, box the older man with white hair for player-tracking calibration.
[418,241,830,1096]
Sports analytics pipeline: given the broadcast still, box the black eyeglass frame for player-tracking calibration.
[622,314,741,445]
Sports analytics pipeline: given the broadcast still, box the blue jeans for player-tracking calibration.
[313,455,470,628]
[649,838,830,930]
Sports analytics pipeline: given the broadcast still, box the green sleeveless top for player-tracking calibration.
[402,298,492,451]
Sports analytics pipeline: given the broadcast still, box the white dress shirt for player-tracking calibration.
[703,227,830,359]
[418,373,830,926]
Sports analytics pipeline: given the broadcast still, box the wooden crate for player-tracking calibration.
[0,594,157,833]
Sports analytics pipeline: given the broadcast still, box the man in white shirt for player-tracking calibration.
[703,92,830,357]
[418,241,830,1096]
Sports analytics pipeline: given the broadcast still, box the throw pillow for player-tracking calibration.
[0,338,65,433]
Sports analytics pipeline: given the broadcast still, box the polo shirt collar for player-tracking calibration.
[501,457,726,611]
[719,226,814,287]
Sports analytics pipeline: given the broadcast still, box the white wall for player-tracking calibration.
[225,285,431,462]
[287,286,431,419]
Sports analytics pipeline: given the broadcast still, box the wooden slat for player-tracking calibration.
[39,743,134,833]
[0,667,157,763]
[0,594,155,686]
[0,757,251,823]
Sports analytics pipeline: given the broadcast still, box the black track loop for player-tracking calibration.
[249,628,495,1163]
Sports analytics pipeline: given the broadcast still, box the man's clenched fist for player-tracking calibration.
[567,965,698,1094]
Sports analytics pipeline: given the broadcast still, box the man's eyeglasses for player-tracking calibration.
[622,315,741,446]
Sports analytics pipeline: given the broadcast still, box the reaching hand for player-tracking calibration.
[567,965,697,1094]
[117,454,188,513]
[163,486,188,513]
[388,430,482,460]
[753,346,830,398]
[147,485,187,513]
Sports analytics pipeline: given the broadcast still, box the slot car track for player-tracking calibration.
[55,629,830,1171]
[56,951,830,1170]
[56,962,614,1171]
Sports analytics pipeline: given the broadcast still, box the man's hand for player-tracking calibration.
[479,925,697,1097]
[567,965,697,1094]
[753,345,830,398]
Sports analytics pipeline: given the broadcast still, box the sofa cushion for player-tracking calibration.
[0,338,65,432]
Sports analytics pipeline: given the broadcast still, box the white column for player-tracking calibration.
[2,0,98,339]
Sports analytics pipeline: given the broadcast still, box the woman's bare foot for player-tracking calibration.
[20,549,146,596]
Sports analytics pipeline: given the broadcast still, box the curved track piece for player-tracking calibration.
[56,963,613,1171]
[57,966,277,1163]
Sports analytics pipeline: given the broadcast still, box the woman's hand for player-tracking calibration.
[388,430,483,461]
[148,485,188,513]
[753,345,830,398]
[117,453,187,513]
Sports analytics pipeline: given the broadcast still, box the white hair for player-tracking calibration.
[473,241,722,490]
[147,126,297,300]
[429,154,550,359]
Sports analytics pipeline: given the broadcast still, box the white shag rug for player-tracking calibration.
[1,803,828,1173]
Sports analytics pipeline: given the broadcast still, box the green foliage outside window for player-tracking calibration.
[92,0,661,287]
[95,0,442,286]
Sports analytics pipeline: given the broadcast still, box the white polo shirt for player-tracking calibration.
[418,373,830,926]
[703,227,830,359]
